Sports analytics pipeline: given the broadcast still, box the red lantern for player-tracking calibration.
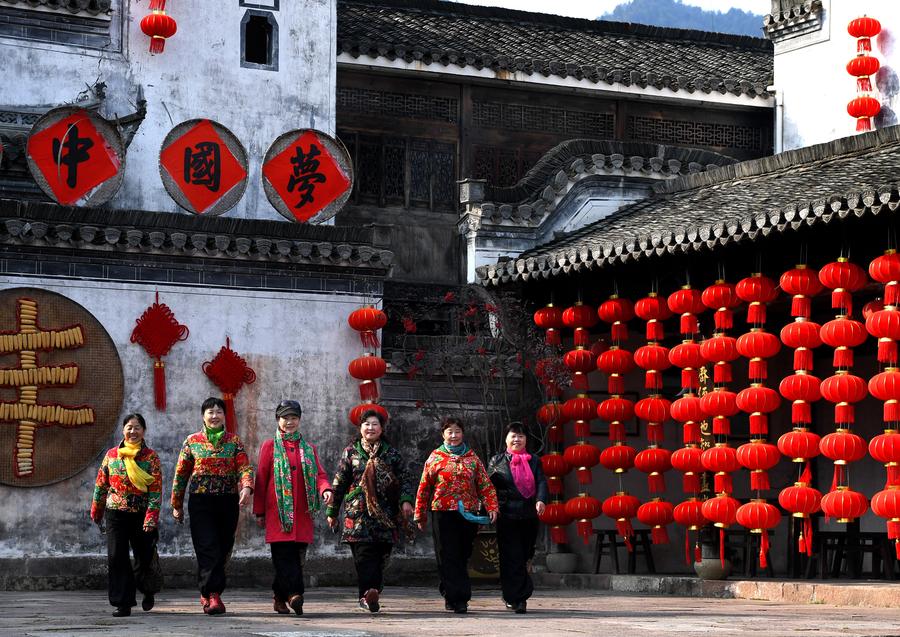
[140,1,177,55]
[736,385,781,435]
[820,486,868,523]
[674,498,706,564]
[702,280,741,330]
[848,16,881,53]
[348,353,388,401]
[866,311,900,365]
[634,396,671,443]
[539,502,572,544]
[871,487,900,558]
[563,395,597,437]
[563,347,595,391]
[564,442,600,484]
[565,494,602,544]
[820,430,867,491]
[597,397,635,441]
[869,369,900,422]
[847,55,881,92]
[781,319,823,371]
[702,494,740,567]
[779,372,822,425]
[736,500,781,568]
[534,304,564,346]
[671,393,704,444]
[634,447,671,493]
[667,285,706,336]
[202,337,256,433]
[820,258,868,315]
[870,430,900,486]
[848,95,882,131]
[541,453,570,496]
[669,341,704,390]
[537,402,564,427]
[700,334,739,384]
[130,291,189,410]
[700,389,738,435]
[820,317,867,368]
[736,273,778,325]
[599,442,637,474]
[348,402,389,427]
[597,346,634,395]
[634,293,672,341]
[701,443,740,494]
[637,498,674,544]
[779,464,822,555]
[563,302,598,346]
[778,428,821,462]
[597,295,634,342]
[780,265,823,319]
[348,306,387,349]
[670,446,704,493]
[736,329,781,380]
[634,343,671,391]
[820,372,867,425]
[736,441,781,491]
[869,250,900,306]
[602,491,641,544]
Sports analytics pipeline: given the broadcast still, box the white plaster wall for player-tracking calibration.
[774,0,900,150]
[0,276,369,558]
[1,0,336,220]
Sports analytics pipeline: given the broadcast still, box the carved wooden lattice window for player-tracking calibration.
[472,100,614,137]
[627,115,764,151]
[337,87,459,123]
[340,130,456,211]
[471,146,543,188]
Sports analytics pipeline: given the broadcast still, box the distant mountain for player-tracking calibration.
[600,0,764,38]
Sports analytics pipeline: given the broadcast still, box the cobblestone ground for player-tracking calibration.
[2,587,899,637]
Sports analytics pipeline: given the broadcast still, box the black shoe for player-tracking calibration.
[445,600,454,611]
[514,601,527,614]
[453,603,468,614]
[112,606,131,617]
[141,593,155,612]
[288,594,304,616]
[505,601,514,610]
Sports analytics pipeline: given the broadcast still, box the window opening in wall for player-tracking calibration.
[245,15,271,65]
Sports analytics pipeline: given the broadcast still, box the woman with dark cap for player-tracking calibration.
[171,397,254,616]
[91,413,163,617]
[487,422,548,614]
[415,416,499,614]
[326,409,416,613]
[254,399,332,616]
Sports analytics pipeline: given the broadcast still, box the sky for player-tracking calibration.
[451,0,771,19]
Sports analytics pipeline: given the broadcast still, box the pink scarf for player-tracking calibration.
[508,449,535,498]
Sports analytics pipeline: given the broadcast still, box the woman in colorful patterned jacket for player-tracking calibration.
[171,397,253,616]
[90,413,163,618]
[414,416,499,614]
[254,399,332,617]
[326,409,415,613]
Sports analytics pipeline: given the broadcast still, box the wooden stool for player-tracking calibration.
[592,529,656,574]
[627,530,656,574]
[816,530,895,579]
[725,528,775,577]
[592,529,623,574]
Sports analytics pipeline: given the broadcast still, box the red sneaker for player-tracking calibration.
[200,595,210,614]
[207,593,226,616]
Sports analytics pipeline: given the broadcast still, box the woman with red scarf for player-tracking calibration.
[487,423,548,614]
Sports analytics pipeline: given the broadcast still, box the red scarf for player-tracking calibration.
[508,448,535,498]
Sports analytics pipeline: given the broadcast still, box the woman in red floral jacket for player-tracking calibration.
[414,417,498,614]
[91,413,162,617]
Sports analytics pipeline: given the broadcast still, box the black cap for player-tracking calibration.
[275,400,302,419]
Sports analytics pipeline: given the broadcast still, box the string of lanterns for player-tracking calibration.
[846,16,881,132]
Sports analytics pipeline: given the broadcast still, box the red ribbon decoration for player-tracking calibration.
[202,337,256,433]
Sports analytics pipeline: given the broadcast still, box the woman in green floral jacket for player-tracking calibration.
[326,409,415,613]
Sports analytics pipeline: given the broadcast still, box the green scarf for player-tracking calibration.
[274,430,320,533]
[205,424,225,447]
[439,442,469,456]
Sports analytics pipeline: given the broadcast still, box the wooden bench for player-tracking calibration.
[811,530,896,580]
[592,529,655,574]
[724,528,775,577]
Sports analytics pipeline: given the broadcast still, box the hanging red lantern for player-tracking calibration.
[847,97,882,131]
[871,487,900,559]
[736,441,781,491]
[130,291,189,410]
[847,54,881,92]
[779,463,822,555]
[780,265,824,319]
[736,329,781,381]
[869,250,900,306]
[534,303,565,346]
[819,258,868,316]
[202,337,256,433]
[597,396,635,442]
[674,497,707,564]
[634,395,671,443]
[140,0,177,55]
[565,493,602,544]
[537,401,564,427]
[701,494,740,567]
[779,373,822,426]
[348,306,387,349]
[541,453,570,496]
[778,428,821,462]
[602,491,641,545]
[869,369,900,423]
[563,302,598,347]
[667,285,706,336]
[637,498,674,545]
[669,341,704,390]
[700,334,739,384]
[634,293,672,341]
[348,402,389,427]
[539,502,572,544]
[820,317,867,368]
[670,445,704,493]
[563,395,597,438]
[597,295,634,342]
[597,346,634,394]
[599,442,637,474]
[634,343,671,391]
[820,372,867,425]
[736,273,778,325]
[736,385,781,436]
[702,280,741,331]
[701,443,740,494]
[820,486,868,523]
[869,429,900,486]
[563,347,596,391]
[848,16,881,53]
[736,500,781,568]
[348,353,388,401]
[866,310,900,365]
[780,319,823,371]
[564,442,600,484]
[671,393,704,444]
[864,299,885,319]
[700,388,739,435]
[634,446,671,493]
[821,430,867,491]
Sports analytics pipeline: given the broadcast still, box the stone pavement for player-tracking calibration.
[2,587,900,637]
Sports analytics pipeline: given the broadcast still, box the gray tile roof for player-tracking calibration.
[338,0,773,100]
[477,126,900,286]
[0,0,110,15]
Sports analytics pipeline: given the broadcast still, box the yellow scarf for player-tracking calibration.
[119,440,154,492]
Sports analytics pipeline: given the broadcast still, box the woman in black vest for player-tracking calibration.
[487,422,548,614]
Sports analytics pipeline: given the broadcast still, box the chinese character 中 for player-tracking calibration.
[286,144,327,208]
[183,141,221,192]
[52,125,94,188]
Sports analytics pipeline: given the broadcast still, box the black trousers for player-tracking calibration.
[188,493,239,596]
[431,510,479,605]
[497,516,539,604]
[105,509,159,608]
[270,541,307,601]
[349,541,393,598]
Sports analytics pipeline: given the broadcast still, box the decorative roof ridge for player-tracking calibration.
[0,0,111,16]
[763,1,821,30]
[340,0,773,51]
[653,125,900,196]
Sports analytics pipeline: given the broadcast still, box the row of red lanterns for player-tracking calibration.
[347,306,389,426]
[846,16,881,132]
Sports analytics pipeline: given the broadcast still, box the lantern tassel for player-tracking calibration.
[805,518,814,557]
[681,368,699,390]
[645,370,662,390]
[576,519,593,544]
[684,531,691,565]
[858,37,872,53]
[574,420,591,438]
[884,400,899,424]
[833,347,855,369]
[548,477,563,495]
[887,520,900,540]
[545,329,561,346]
[834,403,855,426]
[749,414,768,436]
[609,421,625,442]
[608,376,624,395]
[576,467,593,485]
[714,362,732,384]
[747,303,767,326]
[750,470,770,492]
[648,472,665,494]
[646,321,664,342]
[886,283,899,306]
[651,526,669,545]
[791,295,811,319]
[550,526,568,545]
[680,314,698,336]
[831,290,853,315]
[646,422,663,444]
[887,465,900,487]
[682,472,700,494]
[612,323,629,342]
[683,422,700,444]
[149,36,167,55]
[153,359,166,411]
[714,472,733,494]
[857,76,873,92]
[361,330,380,349]
[857,117,873,132]
[714,309,734,331]
[712,416,731,436]
[149,0,166,9]
[616,519,634,551]
[574,328,590,347]
[749,359,768,381]
[792,400,811,426]
[760,532,769,569]
[572,373,589,392]
[359,380,379,402]
[694,541,702,563]
[895,539,900,561]
[793,348,813,372]
[831,464,846,492]
[798,530,806,555]
[878,339,898,365]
